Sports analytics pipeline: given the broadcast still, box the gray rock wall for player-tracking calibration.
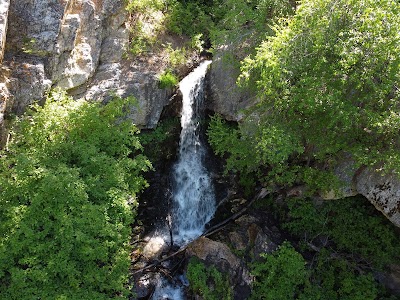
[207,44,258,121]
[0,0,175,131]
[0,0,9,63]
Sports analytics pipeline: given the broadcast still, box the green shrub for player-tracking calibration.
[0,90,151,299]
[250,242,308,300]
[125,0,166,13]
[284,197,400,268]
[158,70,179,89]
[301,249,379,300]
[186,257,233,300]
[165,1,214,37]
[165,44,188,68]
[239,0,400,175]
[251,242,381,300]
[139,118,180,162]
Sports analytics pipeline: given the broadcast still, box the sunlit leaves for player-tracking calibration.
[0,90,150,299]
[239,0,400,174]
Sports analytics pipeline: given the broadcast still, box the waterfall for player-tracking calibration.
[150,61,214,300]
[171,60,215,245]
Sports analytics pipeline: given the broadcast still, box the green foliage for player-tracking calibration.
[250,242,308,300]
[165,44,188,68]
[251,242,382,300]
[158,70,179,89]
[303,250,379,300]
[207,115,339,193]
[165,1,214,37]
[0,90,151,299]
[139,118,180,162]
[186,257,233,300]
[240,0,400,174]
[125,0,166,12]
[284,197,400,268]
[127,22,153,56]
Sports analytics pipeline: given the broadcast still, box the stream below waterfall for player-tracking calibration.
[150,60,216,299]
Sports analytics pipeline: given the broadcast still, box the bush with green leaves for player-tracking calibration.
[284,196,400,268]
[250,242,308,300]
[209,0,400,194]
[303,250,380,300]
[207,114,339,194]
[0,90,151,299]
[186,257,233,300]
[239,0,400,174]
[251,242,383,300]
[158,70,179,89]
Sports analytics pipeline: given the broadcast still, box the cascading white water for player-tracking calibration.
[150,61,214,300]
[171,60,215,245]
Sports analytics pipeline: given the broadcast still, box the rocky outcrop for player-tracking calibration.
[356,168,400,228]
[0,0,9,63]
[299,155,400,228]
[187,236,252,299]
[0,0,184,137]
[207,43,257,121]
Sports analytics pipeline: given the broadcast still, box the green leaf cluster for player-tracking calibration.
[250,242,308,300]
[158,70,179,89]
[240,0,400,174]
[207,115,339,193]
[186,257,233,300]
[284,197,400,268]
[304,250,379,300]
[251,241,384,300]
[0,90,151,299]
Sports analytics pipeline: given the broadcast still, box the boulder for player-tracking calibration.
[356,168,400,228]
[187,237,252,299]
[321,156,358,200]
[51,0,104,89]
[6,0,64,56]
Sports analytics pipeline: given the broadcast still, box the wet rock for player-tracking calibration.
[142,236,168,260]
[132,273,159,300]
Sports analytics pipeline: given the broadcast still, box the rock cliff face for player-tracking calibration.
[0,0,174,139]
[0,0,9,63]
[207,43,258,121]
